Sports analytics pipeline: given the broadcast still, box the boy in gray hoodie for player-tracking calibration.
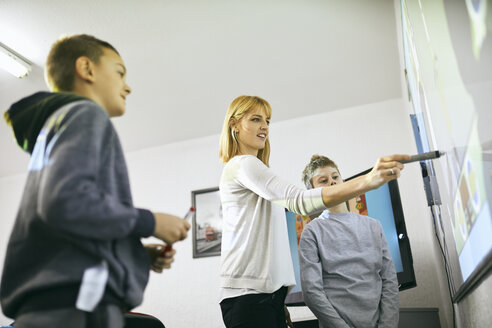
[299,155,399,328]
[1,34,190,328]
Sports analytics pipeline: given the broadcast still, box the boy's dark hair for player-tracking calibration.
[302,154,340,189]
[45,34,119,92]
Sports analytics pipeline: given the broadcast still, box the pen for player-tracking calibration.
[399,151,445,164]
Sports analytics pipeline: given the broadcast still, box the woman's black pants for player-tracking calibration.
[220,287,288,328]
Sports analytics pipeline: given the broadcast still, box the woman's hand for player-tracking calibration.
[365,154,410,189]
[145,243,176,273]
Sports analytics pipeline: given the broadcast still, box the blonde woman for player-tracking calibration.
[218,95,408,328]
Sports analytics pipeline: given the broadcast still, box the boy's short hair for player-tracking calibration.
[45,34,119,92]
[302,154,340,189]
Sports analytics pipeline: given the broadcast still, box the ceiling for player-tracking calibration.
[0,0,402,177]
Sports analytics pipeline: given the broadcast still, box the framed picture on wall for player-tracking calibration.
[192,187,222,258]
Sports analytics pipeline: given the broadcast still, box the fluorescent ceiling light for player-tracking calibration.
[0,42,32,78]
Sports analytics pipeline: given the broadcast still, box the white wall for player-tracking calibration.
[0,98,452,327]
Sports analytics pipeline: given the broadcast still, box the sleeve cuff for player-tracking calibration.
[307,188,325,215]
[132,208,155,238]
[313,187,325,209]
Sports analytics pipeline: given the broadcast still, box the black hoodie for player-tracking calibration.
[1,92,155,318]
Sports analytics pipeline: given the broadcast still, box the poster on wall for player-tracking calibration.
[192,187,222,258]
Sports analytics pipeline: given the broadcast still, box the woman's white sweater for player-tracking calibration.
[219,155,324,297]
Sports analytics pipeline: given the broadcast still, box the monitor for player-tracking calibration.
[285,169,416,305]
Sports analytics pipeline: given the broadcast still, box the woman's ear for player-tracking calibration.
[74,56,95,83]
[229,118,238,132]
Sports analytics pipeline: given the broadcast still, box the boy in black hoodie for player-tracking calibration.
[1,34,190,328]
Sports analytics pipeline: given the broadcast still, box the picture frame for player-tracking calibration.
[191,187,222,258]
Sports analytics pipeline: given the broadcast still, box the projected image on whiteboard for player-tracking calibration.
[452,126,492,281]
[401,0,492,292]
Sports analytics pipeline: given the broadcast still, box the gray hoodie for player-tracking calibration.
[1,92,155,318]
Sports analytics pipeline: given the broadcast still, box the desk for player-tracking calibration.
[287,306,441,328]
[287,306,318,328]
[399,308,440,328]
[287,306,316,322]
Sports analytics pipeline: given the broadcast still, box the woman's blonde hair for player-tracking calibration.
[219,95,272,166]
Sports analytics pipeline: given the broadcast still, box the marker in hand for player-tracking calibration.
[162,207,195,254]
[399,151,445,164]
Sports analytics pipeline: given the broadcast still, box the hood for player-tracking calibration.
[4,92,89,154]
